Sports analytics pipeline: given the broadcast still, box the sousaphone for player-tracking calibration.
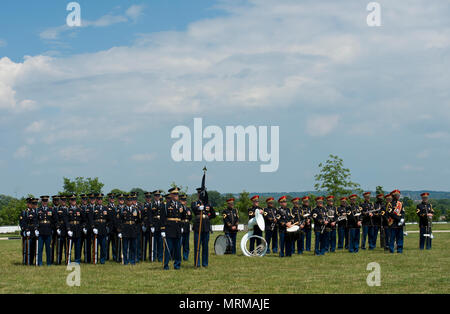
[240,209,268,257]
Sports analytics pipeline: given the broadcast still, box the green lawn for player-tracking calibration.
[0,228,449,294]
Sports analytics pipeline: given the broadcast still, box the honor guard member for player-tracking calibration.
[222,198,239,254]
[300,196,312,252]
[248,195,263,252]
[49,195,59,264]
[150,190,164,262]
[141,192,152,261]
[384,193,393,251]
[360,192,375,250]
[115,194,126,262]
[35,196,54,266]
[160,187,185,270]
[263,197,278,254]
[337,197,349,250]
[388,189,405,253]
[19,198,37,265]
[325,195,337,252]
[53,195,68,265]
[347,194,362,253]
[106,193,116,261]
[373,193,386,249]
[291,197,303,254]
[276,196,291,257]
[81,193,95,263]
[130,192,143,262]
[118,194,139,265]
[417,192,434,250]
[311,196,327,256]
[92,193,109,264]
[66,195,83,264]
[180,193,192,260]
[192,187,216,268]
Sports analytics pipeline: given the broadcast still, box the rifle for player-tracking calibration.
[195,166,207,267]
[67,237,72,264]
[424,204,433,246]
[35,236,38,266]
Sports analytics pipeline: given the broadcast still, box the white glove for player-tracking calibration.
[93,228,98,235]
[142,226,147,232]
[181,228,184,233]
[161,232,166,238]
[399,218,404,226]
[83,228,87,234]
[199,205,204,210]
[26,231,30,237]
[57,229,61,236]
[35,230,39,237]
[68,231,73,237]
[118,233,122,239]
[151,227,155,233]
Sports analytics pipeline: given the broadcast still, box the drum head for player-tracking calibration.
[287,225,300,232]
[214,235,231,255]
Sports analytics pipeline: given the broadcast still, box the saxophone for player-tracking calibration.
[387,202,394,226]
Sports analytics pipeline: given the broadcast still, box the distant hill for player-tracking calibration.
[234,191,450,201]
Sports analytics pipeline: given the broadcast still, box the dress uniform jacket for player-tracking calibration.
[416,202,433,228]
[263,206,278,231]
[277,207,291,232]
[347,204,362,228]
[222,208,239,233]
[150,200,163,231]
[325,205,337,231]
[160,200,185,238]
[311,206,325,232]
[361,201,375,226]
[301,205,312,230]
[248,205,263,233]
[181,204,192,233]
[19,209,37,235]
[54,206,69,236]
[118,206,140,238]
[191,200,216,233]
[337,205,349,228]
[36,206,54,236]
[66,206,83,238]
[92,204,110,236]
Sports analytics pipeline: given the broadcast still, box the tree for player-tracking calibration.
[236,190,252,221]
[314,154,361,198]
[62,177,104,195]
[376,186,385,196]
[0,198,26,226]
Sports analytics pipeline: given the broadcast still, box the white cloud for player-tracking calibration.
[402,164,424,172]
[131,153,156,162]
[58,146,93,163]
[306,115,340,137]
[13,145,30,159]
[0,39,6,47]
[25,120,45,133]
[125,4,145,22]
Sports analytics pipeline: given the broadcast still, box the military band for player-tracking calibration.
[18,189,434,267]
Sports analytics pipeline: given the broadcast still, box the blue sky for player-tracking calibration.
[1,0,449,197]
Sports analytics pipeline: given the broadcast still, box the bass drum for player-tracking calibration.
[214,234,233,255]
[286,225,301,241]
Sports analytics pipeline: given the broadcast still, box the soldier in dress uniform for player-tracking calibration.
[416,192,434,250]
[192,187,216,268]
[150,190,164,262]
[373,193,386,249]
[325,195,337,253]
[130,192,143,263]
[49,195,60,264]
[300,196,312,252]
[312,196,327,256]
[19,198,37,265]
[115,194,126,263]
[263,197,278,254]
[81,193,95,263]
[53,195,68,265]
[360,192,375,250]
[160,187,186,270]
[36,196,54,266]
[222,198,239,254]
[291,197,302,254]
[92,193,110,264]
[66,195,83,264]
[248,195,263,252]
[347,194,362,253]
[388,189,405,253]
[141,192,152,261]
[118,194,140,265]
[337,196,349,250]
[276,195,291,257]
[106,193,116,261]
[180,193,192,260]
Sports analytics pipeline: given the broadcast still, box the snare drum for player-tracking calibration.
[214,234,233,255]
[286,225,301,241]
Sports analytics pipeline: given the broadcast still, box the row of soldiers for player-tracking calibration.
[221,190,434,256]
[19,187,217,269]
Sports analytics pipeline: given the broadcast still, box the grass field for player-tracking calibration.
[0,224,449,294]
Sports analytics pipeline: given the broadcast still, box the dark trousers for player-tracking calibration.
[67,237,82,263]
[163,237,181,270]
[142,231,150,260]
[82,233,92,263]
[153,231,163,262]
[337,227,346,249]
[349,228,360,253]
[249,228,262,252]
[328,229,336,252]
[278,231,285,257]
[136,229,142,262]
[303,229,312,251]
[122,237,136,265]
[362,225,376,249]
[225,232,237,254]
[194,232,210,267]
[38,234,52,266]
[389,227,403,253]
[265,229,278,253]
[23,237,37,265]
[107,232,117,261]
[54,236,67,265]
[284,234,293,257]
[180,231,190,259]
[314,231,325,255]
[419,227,432,250]
[94,235,107,264]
